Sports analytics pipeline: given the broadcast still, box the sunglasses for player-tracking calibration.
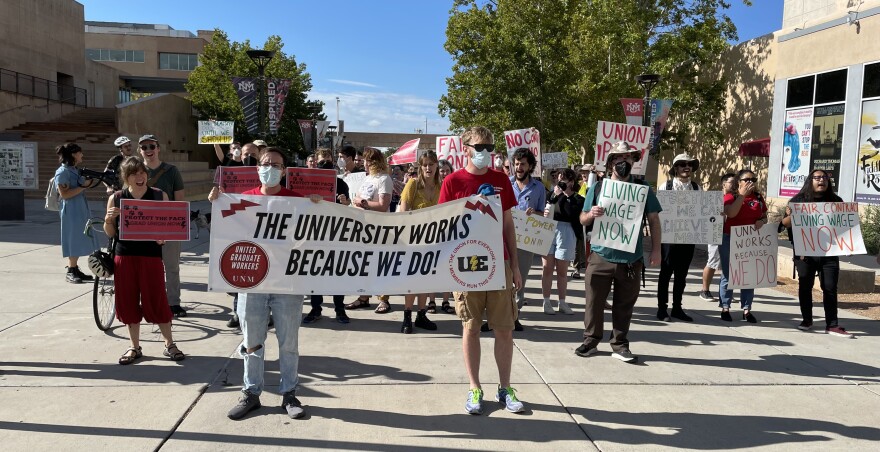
[139,144,157,151]
[740,177,757,183]
[674,163,692,167]
[812,175,829,181]
[468,143,495,153]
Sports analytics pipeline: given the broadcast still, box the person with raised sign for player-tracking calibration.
[213,142,244,167]
[781,169,853,337]
[509,147,545,328]
[577,141,662,364]
[542,168,584,316]
[656,153,702,323]
[719,169,767,323]
[103,156,185,365]
[439,126,525,415]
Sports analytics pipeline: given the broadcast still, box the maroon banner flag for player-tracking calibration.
[267,78,292,135]
[119,200,190,241]
[387,138,421,165]
[620,98,643,126]
[286,167,338,202]
[298,119,314,154]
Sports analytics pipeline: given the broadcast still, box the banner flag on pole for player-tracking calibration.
[388,138,421,165]
[267,78,292,135]
[232,77,259,134]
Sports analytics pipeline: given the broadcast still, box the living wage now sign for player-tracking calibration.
[591,179,648,253]
[789,202,866,256]
[656,191,724,244]
[208,194,506,295]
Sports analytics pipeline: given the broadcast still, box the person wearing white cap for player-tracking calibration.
[103,136,133,194]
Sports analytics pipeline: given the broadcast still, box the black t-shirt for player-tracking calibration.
[113,187,164,257]
[549,191,586,241]
[336,178,350,203]
[221,157,244,167]
[105,154,125,191]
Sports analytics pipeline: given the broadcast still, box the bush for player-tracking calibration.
[861,206,880,255]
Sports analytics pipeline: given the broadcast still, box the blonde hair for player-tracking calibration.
[416,151,440,193]
[461,126,494,145]
[362,148,389,175]
[315,147,333,161]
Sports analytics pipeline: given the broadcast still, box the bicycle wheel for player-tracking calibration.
[93,277,116,331]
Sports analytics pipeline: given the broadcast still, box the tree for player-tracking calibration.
[186,30,325,158]
[439,0,750,165]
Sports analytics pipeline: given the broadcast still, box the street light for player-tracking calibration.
[326,125,337,153]
[635,73,661,129]
[246,49,276,138]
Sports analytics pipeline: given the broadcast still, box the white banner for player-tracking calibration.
[208,194,507,295]
[198,121,234,144]
[436,136,467,170]
[594,121,651,175]
[542,152,568,169]
[503,128,541,176]
[657,191,724,244]
[591,179,647,253]
[511,209,556,255]
[729,223,778,289]
[790,202,866,256]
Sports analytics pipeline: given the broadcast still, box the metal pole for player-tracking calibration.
[258,66,265,138]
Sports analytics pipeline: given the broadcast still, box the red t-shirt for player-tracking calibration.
[723,193,766,234]
[439,168,516,259]
[242,186,303,197]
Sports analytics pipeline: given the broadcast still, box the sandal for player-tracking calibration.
[441,301,455,314]
[118,346,142,365]
[345,296,371,310]
[375,300,392,314]
[426,301,437,314]
[163,343,186,361]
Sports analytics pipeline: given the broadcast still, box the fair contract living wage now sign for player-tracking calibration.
[208,194,506,296]
[789,202,866,257]
[511,209,557,255]
[657,191,724,244]
[591,179,648,253]
[729,223,779,290]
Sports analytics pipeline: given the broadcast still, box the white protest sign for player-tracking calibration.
[208,194,506,295]
[594,121,651,175]
[729,223,778,289]
[542,152,568,170]
[504,128,541,176]
[198,121,234,144]
[343,172,367,202]
[511,209,556,255]
[591,179,648,253]
[657,191,724,244]
[437,136,467,170]
[790,202,866,256]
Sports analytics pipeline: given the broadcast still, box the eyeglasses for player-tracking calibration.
[812,175,829,181]
[467,143,495,153]
[259,163,284,170]
[740,177,757,183]
[139,144,157,151]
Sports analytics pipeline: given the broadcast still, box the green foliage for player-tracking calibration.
[440,0,751,163]
[185,30,325,157]
[861,206,880,255]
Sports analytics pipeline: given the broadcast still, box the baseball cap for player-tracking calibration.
[138,134,159,144]
[253,139,268,147]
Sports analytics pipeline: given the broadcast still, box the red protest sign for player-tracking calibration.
[218,166,260,194]
[119,199,191,241]
[286,167,338,202]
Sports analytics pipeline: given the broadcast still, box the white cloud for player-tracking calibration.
[328,79,379,88]
[309,89,451,134]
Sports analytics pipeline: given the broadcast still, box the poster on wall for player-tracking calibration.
[0,142,37,189]
[779,107,814,197]
[855,99,880,204]
[809,103,845,191]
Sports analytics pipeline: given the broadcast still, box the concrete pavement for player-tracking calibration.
[1,200,879,451]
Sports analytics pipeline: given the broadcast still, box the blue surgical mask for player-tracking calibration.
[470,150,491,169]
[258,165,282,186]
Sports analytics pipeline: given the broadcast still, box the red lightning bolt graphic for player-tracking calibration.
[221,199,261,217]
[464,200,498,221]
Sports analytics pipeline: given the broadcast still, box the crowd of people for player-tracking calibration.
[51,124,857,422]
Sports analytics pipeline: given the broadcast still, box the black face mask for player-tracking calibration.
[242,156,258,166]
[316,160,334,170]
[613,160,632,178]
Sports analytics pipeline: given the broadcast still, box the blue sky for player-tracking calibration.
[77,0,783,134]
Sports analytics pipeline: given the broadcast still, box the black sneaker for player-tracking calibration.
[65,268,82,284]
[670,308,693,322]
[414,310,437,331]
[226,314,240,328]
[170,305,188,318]
[720,311,732,322]
[336,312,350,324]
[657,308,671,322]
[228,391,261,420]
[743,312,758,323]
[514,319,524,332]
[71,266,94,282]
[302,310,322,324]
[611,348,638,363]
[574,344,599,357]
[797,320,813,331]
[281,391,305,419]
[699,290,715,301]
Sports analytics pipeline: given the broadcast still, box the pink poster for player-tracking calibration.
[779,107,814,197]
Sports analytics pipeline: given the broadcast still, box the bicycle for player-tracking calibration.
[85,218,116,331]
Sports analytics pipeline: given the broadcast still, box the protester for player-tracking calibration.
[571,164,595,280]
[656,153,702,323]
[239,143,259,166]
[103,157,185,365]
[305,153,316,168]
[103,136,134,194]
[434,159,455,311]
[719,169,767,323]
[54,143,100,283]
[213,142,244,166]
[337,145,362,176]
[396,151,441,333]
[390,165,406,212]
[438,160,454,180]
[495,154,511,177]
[138,135,187,317]
[252,139,268,154]
[577,142,662,364]
[225,147,321,421]
[439,126,525,415]
[542,168,583,316]
[700,173,736,301]
[781,169,853,337]
[509,147,545,328]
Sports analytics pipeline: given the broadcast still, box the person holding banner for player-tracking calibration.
[510,147,545,326]
[577,142,662,364]
[719,169,767,323]
[656,153,702,323]
[781,169,853,337]
[438,126,525,415]
[54,142,101,283]
[103,156,185,365]
[542,168,584,316]
[213,142,244,167]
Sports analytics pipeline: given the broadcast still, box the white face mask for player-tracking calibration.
[494,156,504,169]
[337,157,347,170]
[471,150,491,169]
[258,165,282,187]
[232,149,242,158]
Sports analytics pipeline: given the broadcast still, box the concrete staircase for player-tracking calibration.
[5,108,214,202]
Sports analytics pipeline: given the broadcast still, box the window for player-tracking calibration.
[86,49,144,63]
[815,69,847,104]
[159,52,198,71]
[865,62,880,99]
[786,76,814,108]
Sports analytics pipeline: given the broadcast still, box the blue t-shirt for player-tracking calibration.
[583,178,662,264]
[510,176,546,212]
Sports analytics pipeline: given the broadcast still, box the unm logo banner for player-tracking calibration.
[208,194,506,295]
[232,77,258,134]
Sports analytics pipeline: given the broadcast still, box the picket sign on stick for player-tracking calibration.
[119,199,190,241]
[542,152,568,169]
[437,136,467,170]
[198,121,234,144]
[657,191,724,244]
[343,172,367,202]
[790,202,866,256]
[594,121,651,175]
[590,179,648,253]
[503,128,540,176]
[511,209,556,255]
[729,223,778,290]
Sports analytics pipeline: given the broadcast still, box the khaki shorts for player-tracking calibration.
[454,261,517,331]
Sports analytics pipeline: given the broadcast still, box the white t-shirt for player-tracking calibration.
[358,173,393,202]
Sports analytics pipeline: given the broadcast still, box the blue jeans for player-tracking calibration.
[237,293,304,396]
[718,233,754,311]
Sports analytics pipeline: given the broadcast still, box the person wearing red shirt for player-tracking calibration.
[438,126,524,415]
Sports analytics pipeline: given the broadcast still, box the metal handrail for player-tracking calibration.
[0,67,87,107]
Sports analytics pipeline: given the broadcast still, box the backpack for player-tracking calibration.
[44,177,61,211]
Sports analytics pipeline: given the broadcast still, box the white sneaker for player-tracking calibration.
[557,300,574,315]
[542,299,556,315]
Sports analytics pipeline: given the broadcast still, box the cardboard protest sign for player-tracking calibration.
[790,202,866,256]
[198,121,234,144]
[504,128,541,176]
[343,172,367,202]
[729,223,778,289]
[591,179,648,253]
[286,168,338,202]
[657,191,724,244]
[437,136,467,170]
[511,209,556,255]
[217,166,260,194]
[208,194,506,295]
[542,152,568,170]
[594,121,651,175]
[119,199,190,241]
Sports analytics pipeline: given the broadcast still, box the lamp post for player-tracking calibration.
[245,49,275,138]
[326,125,337,153]
[635,73,661,129]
